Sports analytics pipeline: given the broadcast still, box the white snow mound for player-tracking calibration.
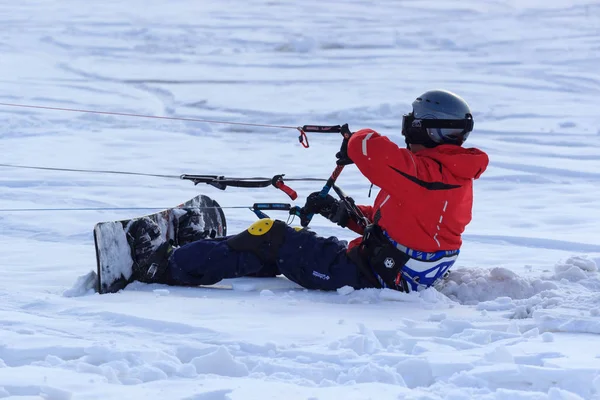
[439,267,557,304]
[553,255,598,282]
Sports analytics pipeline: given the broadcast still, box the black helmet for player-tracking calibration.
[402,90,474,148]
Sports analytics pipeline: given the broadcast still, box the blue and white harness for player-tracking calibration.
[381,231,459,292]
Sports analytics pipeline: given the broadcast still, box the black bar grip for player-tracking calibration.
[301,125,343,133]
[253,203,292,211]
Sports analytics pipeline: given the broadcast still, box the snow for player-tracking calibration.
[1,0,600,399]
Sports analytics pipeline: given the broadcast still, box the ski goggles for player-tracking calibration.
[401,113,474,136]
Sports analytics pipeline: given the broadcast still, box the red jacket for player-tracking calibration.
[346,129,489,252]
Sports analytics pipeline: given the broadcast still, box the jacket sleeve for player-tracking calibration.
[347,129,418,197]
[358,204,373,221]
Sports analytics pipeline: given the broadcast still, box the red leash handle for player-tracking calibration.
[272,175,298,200]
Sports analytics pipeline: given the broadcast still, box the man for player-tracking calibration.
[132,90,489,292]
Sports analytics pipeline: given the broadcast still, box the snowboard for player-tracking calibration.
[93,194,227,294]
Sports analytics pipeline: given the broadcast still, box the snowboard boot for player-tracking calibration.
[175,208,218,246]
[127,217,174,285]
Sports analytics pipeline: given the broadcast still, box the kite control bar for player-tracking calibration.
[182,123,363,227]
[290,124,354,227]
[180,123,350,202]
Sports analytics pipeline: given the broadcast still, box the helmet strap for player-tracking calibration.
[403,127,438,148]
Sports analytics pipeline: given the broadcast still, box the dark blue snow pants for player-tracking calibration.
[168,224,372,291]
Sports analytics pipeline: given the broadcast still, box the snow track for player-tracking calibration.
[2,270,600,399]
[1,0,600,399]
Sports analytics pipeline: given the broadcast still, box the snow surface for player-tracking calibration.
[1,0,600,399]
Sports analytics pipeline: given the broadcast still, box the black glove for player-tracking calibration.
[335,123,355,166]
[335,143,354,165]
[327,200,351,228]
[304,192,351,228]
[304,192,337,216]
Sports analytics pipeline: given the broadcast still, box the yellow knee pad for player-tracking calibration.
[247,219,276,236]
[228,219,288,263]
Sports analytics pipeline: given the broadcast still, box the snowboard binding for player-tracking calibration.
[127,217,174,285]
